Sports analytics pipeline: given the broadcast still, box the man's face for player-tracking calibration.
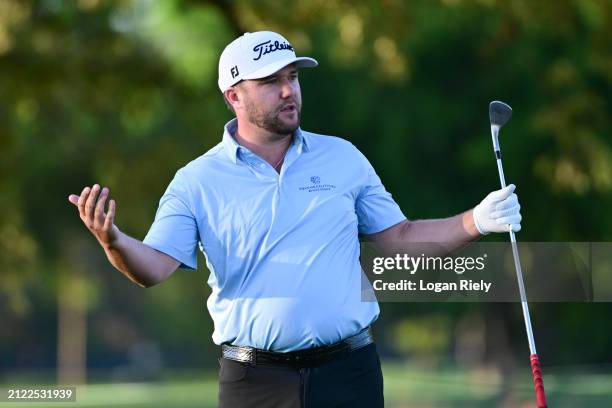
[237,64,302,136]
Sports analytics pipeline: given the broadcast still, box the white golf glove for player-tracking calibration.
[473,184,522,235]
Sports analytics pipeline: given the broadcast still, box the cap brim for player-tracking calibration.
[242,57,318,81]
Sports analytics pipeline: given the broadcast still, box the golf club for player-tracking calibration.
[488,100,548,408]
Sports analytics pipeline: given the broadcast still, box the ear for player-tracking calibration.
[224,86,241,110]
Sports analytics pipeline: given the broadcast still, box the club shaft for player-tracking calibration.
[492,133,537,355]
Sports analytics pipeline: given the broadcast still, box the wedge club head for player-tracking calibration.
[489,100,513,127]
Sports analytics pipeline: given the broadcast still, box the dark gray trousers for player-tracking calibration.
[218,343,384,408]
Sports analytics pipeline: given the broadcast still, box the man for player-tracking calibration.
[68,31,521,407]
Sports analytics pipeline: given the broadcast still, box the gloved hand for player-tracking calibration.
[473,184,522,235]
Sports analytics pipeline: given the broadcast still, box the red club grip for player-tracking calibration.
[530,354,547,408]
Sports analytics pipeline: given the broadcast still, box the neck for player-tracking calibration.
[234,122,293,168]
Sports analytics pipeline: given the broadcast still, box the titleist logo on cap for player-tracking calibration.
[253,40,294,61]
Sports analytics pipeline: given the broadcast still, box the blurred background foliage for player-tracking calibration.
[1,0,611,406]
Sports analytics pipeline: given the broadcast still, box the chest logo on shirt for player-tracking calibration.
[299,176,336,193]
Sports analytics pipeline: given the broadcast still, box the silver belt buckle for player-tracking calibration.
[222,345,254,364]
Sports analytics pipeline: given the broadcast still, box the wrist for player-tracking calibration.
[102,226,122,251]
[468,207,487,236]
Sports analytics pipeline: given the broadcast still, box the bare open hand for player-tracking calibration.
[68,184,119,248]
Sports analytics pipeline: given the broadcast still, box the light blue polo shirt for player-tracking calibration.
[143,119,406,352]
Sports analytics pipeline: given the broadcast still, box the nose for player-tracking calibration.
[280,78,295,99]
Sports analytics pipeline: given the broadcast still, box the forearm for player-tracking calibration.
[366,210,480,257]
[103,229,176,288]
[399,210,480,246]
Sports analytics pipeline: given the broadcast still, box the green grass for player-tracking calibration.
[384,363,612,407]
[2,363,611,407]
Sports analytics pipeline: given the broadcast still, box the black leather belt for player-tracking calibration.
[221,327,374,367]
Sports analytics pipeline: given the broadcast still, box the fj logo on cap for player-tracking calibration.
[253,40,294,61]
[230,66,239,78]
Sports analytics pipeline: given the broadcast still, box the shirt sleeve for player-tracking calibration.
[143,170,199,270]
[354,148,407,235]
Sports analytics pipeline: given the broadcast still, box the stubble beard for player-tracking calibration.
[245,99,301,136]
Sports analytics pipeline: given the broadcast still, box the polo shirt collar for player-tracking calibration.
[222,118,310,164]
[222,119,241,164]
[293,127,310,153]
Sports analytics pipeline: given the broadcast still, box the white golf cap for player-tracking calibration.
[218,31,318,92]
